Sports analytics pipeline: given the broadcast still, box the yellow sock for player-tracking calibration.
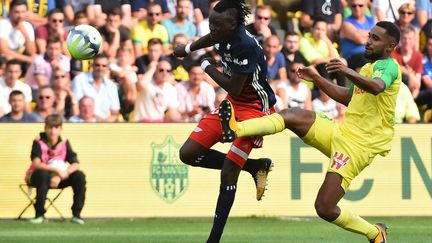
[332,208,379,240]
[237,113,285,137]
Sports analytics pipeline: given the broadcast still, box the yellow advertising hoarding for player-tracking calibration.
[0,123,431,218]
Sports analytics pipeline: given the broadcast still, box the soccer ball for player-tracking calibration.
[48,159,68,172]
[67,24,102,60]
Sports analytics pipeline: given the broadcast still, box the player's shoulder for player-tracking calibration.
[373,58,399,71]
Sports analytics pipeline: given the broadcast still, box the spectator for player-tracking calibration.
[131,2,170,56]
[395,82,420,124]
[94,0,133,28]
[162,0,197,43]
[300,0,343,40]
[63,0,96,25]
[416,0,432,29]
[167,33,195,83]
[69,96,97,122]
[245,5,276,45]
[26,114,86,224]
[52,69,78,120]
[312,88,339,119]
[391,26,423,98]
[24,0,58,27]
[133,60,180,122]
[0,90,37,122]
[421,36,432,90]
[372,0,411,23]
[135,38,167,81]
[110,47,138,120]
[130,0,171,21]
[69,12,93,79]
[0,0,36,64]
[177,63,215,122]
[0,59,32,114]
[263,35,287,89]
[395,2,419,50]
[35,9,69,55]
[192,0,209,25]
[276,61,312,110]
[31,85,57,122]
[99,8,133,61]
[25,35,70,92]
[72,54,121,122]
[197,0,220,37]
[340,0,374,60]
[282,31,310,70]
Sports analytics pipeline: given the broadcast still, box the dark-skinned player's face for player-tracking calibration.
[209,10,236,41]
[364,26,394,60]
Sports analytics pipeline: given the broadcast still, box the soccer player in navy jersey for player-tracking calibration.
[174,0,276,242]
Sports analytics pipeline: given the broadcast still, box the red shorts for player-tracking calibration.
[189,105,274,167]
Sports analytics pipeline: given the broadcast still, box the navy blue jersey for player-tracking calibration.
[215,25,276,112]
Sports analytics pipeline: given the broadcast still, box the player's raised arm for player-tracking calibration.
[297,65,352,106]
[326,58,385,95]
[173,34,216,57]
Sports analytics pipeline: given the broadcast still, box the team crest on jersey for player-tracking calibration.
[150,136,188,203]
[331,152,350,170]
[373,69,383,78]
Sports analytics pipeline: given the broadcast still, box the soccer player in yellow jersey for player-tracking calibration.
[219,21,401,243]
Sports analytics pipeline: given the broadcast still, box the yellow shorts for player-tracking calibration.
[301,113,375,192]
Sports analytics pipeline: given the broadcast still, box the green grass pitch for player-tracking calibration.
[0,217,431,242]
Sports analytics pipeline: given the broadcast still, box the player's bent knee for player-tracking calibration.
[314,200,336,221]
[179,146,197,165]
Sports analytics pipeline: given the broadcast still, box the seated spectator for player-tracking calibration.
[26,114,86,225]
[197,0,219,37]
[131,2,170,56]
[300,0,342,41]
[263,35,287,89]
[110,47,138,120]
[0,59,32,113]
[395,82,420,123]
[340,0,374,61]
[69,96,97,122]
[276,61,312,110]
[245,5,276,45]
[395,2,419,51]
[416,0,432,29]
[135,38,167,81]
[0,0,36,64]
[162,0,197,43]
[72,54,120,122]
[62,0,96,26]
[312,88,339,120]
[177,63,215,122]
[391,26,423,98]
[99,8,133,61]
[32,85,57,122]
[52,69,78,120]
[421,36,432,90]
[94,0,133,28]
[130,0,171,21]
[167,33,195,83]
[134,60,180,122]
[282,31,310,70]
[0,90,37,122]
[24,0,58,27]
[372,0,411,23]
[35,9,69,55]
[25,35,70,92]
[192,0,209,25]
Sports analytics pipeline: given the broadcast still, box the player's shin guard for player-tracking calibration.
[207,185,237,243]
[237,113,285,137]
[332,208,379,240]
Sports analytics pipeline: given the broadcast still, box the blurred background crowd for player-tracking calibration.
[0,0,431,124]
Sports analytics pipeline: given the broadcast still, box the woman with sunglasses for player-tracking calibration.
[394,2,419,50]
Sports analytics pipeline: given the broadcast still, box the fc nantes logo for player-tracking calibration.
[150,136,188,203]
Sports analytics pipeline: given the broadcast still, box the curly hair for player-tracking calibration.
[213,0,250,25]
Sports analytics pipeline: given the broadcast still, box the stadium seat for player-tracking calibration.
[17,184,65,220]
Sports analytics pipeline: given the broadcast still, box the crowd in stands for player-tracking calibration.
[0,0,431,123]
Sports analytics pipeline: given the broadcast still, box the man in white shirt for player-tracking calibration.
[0,0,36,64]
[134,59,180,122]
[0,59,32,114]
[72,54,120,122]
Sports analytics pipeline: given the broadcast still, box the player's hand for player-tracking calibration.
[174,44,188,57]
[296,66,319,82]
[326,58,348,74]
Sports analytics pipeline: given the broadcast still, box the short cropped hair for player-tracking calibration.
[376,21,400,45]
[45,114,63,127]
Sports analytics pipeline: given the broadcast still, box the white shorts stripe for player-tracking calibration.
[230,145,249,161]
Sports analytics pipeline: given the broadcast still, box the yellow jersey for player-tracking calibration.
[340,58,401,156]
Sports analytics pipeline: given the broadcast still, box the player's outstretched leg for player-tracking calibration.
[370,223,388,243]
